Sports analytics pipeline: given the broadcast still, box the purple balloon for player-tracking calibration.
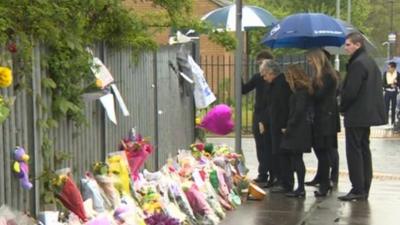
[199,104,234,135]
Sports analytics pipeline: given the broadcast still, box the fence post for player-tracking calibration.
[153,51,159,170]
[30,44,41,216]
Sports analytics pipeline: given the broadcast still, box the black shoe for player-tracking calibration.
[286,189,306,198]
[263,177,278,188]
[314,186,332,197]
[337,192,367,201]
[253,175,268,183]
[270,185,291,193]
[305,179,320,187]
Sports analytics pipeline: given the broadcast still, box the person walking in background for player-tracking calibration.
[304,49,340,197]
[339,32,386,201]
[383,62,400,127]
[280,65,313,198]
[242,50,274,185]
[260,60,293,193]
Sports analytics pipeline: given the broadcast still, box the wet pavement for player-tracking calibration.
[209,134,400,225]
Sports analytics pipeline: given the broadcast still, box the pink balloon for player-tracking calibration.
[199,104,234,135]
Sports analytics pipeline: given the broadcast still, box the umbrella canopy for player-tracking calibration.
[324,19,378,55]
[201,4,277,31]
[261,13,347,49]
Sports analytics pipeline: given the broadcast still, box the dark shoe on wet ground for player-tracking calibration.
[270,185,291,193]
[338,192,367,201]
[305,179,320,187]
[253,175,268,184]
[286,189,306,198]
[263,177,278,188]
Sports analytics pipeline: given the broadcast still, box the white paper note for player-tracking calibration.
[99,93,117,125]
[111,84,130,116]
[91,57,114,89]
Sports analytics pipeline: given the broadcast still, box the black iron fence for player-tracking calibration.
[200,54,307,133]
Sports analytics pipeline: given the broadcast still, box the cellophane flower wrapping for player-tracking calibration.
[81,174,105,213]
[0,205,36,225]
[137,184,164,215]
[144,169,187,223]
[107,152,132,196]
[113,202,146,225]
[203,174,225,219]
[183,183,219,224]
[161,166,197,224]
[54,176,87,222]
[121,134,153,181]
[92,163,121,209]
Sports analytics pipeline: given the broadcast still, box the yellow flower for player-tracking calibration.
[195,117,201,125]
[95,79,103,88]
[0,67,12,88]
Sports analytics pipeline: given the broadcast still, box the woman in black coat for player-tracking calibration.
[305,49,340,196]
[280,65,313,198]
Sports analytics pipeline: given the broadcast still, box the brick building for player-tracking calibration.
[123,0,239,102]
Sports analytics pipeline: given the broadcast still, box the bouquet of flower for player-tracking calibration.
[81,173,106,213]
[144,213,179,225]
[52,175,87,222]
[137,184,164,215]
[92,162,120,209]
[107,152,132,196]
[121,132,154,181]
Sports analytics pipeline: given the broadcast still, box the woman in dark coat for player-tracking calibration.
[280,65,313,198]
[305,49,340,197]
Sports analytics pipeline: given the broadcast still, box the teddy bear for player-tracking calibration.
[12,146,33,190]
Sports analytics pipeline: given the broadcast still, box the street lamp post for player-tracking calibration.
[388,0,395,58]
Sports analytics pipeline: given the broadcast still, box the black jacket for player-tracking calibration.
[281,89,312,153]
[242,73,268,124]
[265,74,291,154]
[382,70,400,93]
[340,47,387,127]
[313,74,340,137]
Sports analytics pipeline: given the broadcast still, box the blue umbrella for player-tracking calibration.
[261,13,347,49]
[324,19,377,55]
[201,4,277,31]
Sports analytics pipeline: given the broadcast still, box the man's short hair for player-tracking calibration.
[389,62,397,69]
[256,50,274,61]
[346,32,365,47]
[260,59,281,76]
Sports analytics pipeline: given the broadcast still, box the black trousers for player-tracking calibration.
[281,152,304,190]
[384,91,397,124]
[265,127,279,180]
[345,127,372,194]
[313,147,339,183]
[253,118,268,177]
[314,148,330,188]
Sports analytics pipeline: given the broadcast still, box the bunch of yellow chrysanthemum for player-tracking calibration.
[0,67,12,88]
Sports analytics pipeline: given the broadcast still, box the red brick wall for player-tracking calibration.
[122,0,233,55]
[123,0,237,97]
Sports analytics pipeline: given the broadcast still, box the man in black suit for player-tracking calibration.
[339,32,387,201]
[242,50,274,186]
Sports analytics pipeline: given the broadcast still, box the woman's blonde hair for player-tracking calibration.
[285,64,313,95]
[306,49,339,88]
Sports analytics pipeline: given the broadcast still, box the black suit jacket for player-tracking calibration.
[340,47,387,127]
[265,74,291,153]
[242,73,269,124]
[280,89,312,153]
[313,74,340,137]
